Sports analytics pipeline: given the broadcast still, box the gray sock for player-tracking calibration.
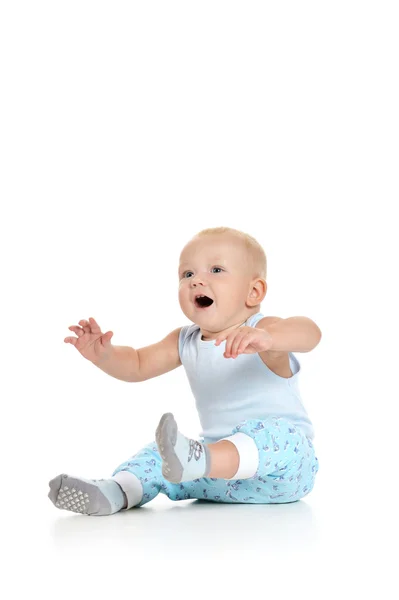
[48,474,127,516]
[155,413,211,483]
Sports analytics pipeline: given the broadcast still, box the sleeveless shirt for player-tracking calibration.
[178,311,315,443]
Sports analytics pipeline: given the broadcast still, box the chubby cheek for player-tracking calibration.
[178,287,189,307]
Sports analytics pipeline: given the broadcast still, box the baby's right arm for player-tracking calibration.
[65,317,182,382]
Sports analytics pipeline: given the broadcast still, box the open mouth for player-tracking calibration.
[194,294,214,308]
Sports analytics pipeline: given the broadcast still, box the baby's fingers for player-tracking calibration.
[77,317,101,335]
[231,333,246,356]
[230,332,249,357]
[68,325,84,337]
[236,335,251,355]
[225,333,241,357]
[87,317,101,334]
[78,319,92,333]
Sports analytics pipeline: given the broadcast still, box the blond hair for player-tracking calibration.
[192,226,267,281]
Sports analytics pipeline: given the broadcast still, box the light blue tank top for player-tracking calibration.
[178,311,315,443]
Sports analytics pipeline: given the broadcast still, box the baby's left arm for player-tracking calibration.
[256,316,322,353]
[215,316,322,359]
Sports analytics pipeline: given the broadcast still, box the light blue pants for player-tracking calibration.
[111,417,319,507]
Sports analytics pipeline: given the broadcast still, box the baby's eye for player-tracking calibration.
[182,267,223,278]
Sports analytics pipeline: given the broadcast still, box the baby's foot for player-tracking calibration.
[48,474,127,516]
[155,413,211,483]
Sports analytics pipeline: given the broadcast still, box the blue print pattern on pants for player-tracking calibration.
[111,417,319,507]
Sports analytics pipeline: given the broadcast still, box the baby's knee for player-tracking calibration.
[230,417,310,463]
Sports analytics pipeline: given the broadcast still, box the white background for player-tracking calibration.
[1,1,398,597]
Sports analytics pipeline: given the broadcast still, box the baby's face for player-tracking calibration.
[178,234,256,328]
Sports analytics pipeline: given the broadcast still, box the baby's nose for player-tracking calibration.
[191,275,202,284]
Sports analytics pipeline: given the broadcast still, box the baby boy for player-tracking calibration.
[48,227,321,515]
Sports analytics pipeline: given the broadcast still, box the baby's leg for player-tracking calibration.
[111,442,173,507]
[155,412,258,483]
[155,413,319,504]
[48,474,132,516]
[229,417,320,502]
[48,440,194,515]
[48,443,158,516]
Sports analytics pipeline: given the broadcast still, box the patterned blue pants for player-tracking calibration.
[111,417,319,506]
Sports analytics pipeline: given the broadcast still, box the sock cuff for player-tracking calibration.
[220,432,259,480]
[111,471,143,509]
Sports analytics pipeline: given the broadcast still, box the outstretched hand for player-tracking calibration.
[64,317,114,363]
[215,326,273,358]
